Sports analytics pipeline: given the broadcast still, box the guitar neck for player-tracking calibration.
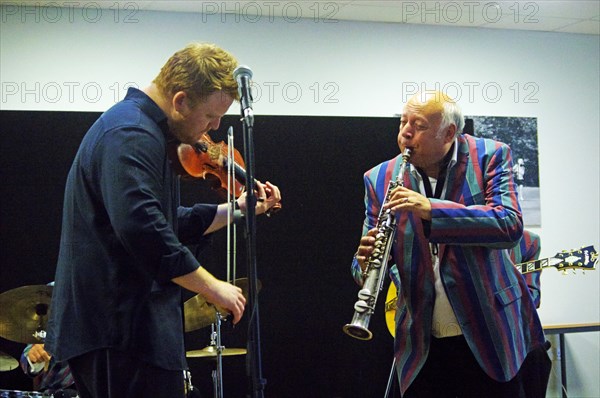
[517,258,550,274]
[515,245,597,274]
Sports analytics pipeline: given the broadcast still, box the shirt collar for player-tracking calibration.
[124,87,169,134]
[447,137,458,169]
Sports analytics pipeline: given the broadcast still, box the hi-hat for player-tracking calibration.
[186,345,246,358]
[0,285,53,344]
[0,351,18,372]
[184,278,260,332]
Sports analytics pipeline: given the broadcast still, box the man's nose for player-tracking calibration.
[401,124,414,138]
[210,117,221,131]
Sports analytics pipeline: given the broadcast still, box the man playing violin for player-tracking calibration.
[46,42,281,398]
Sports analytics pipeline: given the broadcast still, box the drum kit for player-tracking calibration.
[0,279,257,398]
[0,285,54,397]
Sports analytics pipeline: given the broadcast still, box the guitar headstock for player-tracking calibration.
[551,245,597,272]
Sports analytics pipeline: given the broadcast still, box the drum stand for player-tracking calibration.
[210,310,225,398]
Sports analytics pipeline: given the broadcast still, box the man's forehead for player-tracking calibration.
[197,91,234,109]
[403,92,451,119]
[401,105,442,121]
[202,90,234,104]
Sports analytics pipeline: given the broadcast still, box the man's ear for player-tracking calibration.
[444,124,457,143]
[172,91,189,116]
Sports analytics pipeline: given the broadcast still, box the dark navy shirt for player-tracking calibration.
[46,88,217,370]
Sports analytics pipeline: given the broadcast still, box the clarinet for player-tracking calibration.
[343,148,412,340]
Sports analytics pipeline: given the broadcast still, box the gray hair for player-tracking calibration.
[439,99,465,138]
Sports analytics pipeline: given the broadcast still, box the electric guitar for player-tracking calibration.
[384,246,598,337]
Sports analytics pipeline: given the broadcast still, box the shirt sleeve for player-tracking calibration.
[428,142,523,248]
[351,170,384,286]
[177,203,218,245]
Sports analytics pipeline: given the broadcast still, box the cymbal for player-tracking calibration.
[0,351,18,372]
[186,345,246,358]
[0,285,53,344]
[184,278,260,332]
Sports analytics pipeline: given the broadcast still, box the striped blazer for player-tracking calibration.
[511,229,543,309]
[352,134,545,395]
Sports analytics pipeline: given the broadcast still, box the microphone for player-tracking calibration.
[233,65,254,126]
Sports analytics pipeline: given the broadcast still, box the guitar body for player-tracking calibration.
[385,283,398,337]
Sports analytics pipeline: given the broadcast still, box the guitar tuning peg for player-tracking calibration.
[562,270,568,275]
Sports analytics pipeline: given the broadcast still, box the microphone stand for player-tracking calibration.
[384,356,397,398]
[239,88,266,397]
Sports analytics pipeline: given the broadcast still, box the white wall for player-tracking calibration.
[2,5,599,397]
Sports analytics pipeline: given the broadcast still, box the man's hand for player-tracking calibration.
[27,344,51,364]
[238,180,281,216]
[202,279,246,324]
[173,268,246,324]
[384,186,432,220]
[354,228,379,272]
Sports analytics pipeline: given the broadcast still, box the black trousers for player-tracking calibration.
[404,335,552,398]
[67,348,185,398]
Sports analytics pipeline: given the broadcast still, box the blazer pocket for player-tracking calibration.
[495,283,523,306]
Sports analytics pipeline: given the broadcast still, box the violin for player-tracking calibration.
[170,133,281,213]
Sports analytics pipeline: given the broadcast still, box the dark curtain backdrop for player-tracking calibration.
[0,111,404,397]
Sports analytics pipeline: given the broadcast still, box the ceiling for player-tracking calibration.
[2,1,599,35]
